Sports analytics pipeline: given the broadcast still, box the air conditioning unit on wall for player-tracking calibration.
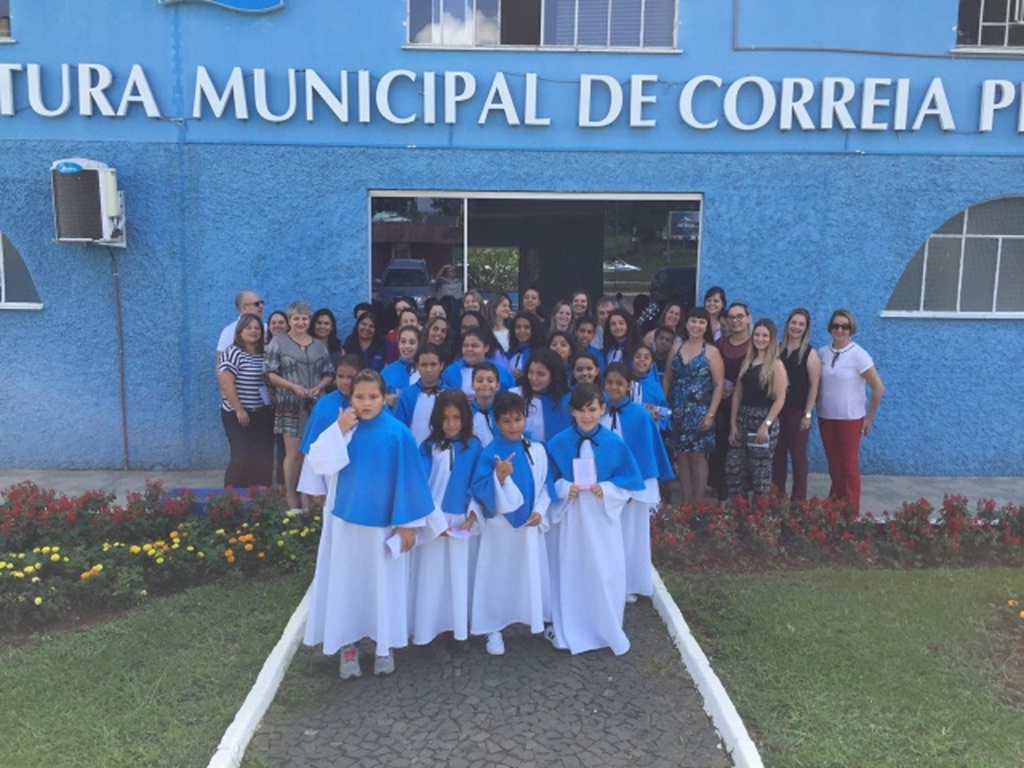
[51,158,127,247]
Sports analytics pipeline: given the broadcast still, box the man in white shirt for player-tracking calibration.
[217,289,265,359]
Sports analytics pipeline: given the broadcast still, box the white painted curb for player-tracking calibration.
[651,568,763,768]
[207,582,312,768]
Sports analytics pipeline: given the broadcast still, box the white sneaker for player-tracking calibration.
[339,645,361,679]
[625,593,639,604]
[373,652,395,676]
[543,624,557,645]
[486,631,505,656]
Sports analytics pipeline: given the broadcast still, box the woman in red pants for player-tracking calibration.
[816,309,884,514]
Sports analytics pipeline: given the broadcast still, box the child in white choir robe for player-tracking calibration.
[601,363,675,601]
[441,328,514,398]
[512,348,572,442]
[392,343,446,445]
[304,369,446,679]
[381,324,421,404]
[569,350,603,390]
[470,362,500,447]
[297,354,362,500]
[546,383,646,656]
[410,390,483,646]
[468,391,551,656]
[630,346,672,432]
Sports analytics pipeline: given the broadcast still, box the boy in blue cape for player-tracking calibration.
[469,391,551,656]
[546,383,645,656]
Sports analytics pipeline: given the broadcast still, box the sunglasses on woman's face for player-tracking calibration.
[829,323,851,331]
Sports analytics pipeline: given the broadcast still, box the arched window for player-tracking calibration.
[0,232,43,310]
[884,196,1024,318]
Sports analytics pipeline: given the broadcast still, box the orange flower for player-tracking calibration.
[244,544,254,552]
[224,548,234,559]
[169,531,179,540]
[80,571,92,580]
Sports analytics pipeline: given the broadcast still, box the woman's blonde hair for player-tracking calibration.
[782,308,811,357]
[739,318,780,392]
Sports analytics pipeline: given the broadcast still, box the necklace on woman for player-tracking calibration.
[828,343,853,368]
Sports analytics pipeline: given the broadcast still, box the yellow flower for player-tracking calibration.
[143,543,153,553]
[23,565,35,574]
[41,546,51,554]
[1019,610,1024,621]
[130,545,142,555]
[31,576,40,583]
[0,561,6,569]
[197,552,205,558]
[92,564,103,573]
[186,545,194,552]
[34,597,43,606]
[50,553,60,562]
[1009,599,1019,607]
[156,557,165,565]
[52,546,60,552]
[215,528,225,536]
[277,540,284,547]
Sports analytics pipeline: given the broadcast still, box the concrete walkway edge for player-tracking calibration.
[209,573,758,767]
[652,568,764,768]
[208,582,312,768]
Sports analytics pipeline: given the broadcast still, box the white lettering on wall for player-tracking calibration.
[678,75,721,130]
[979,79,1015,133]
[912,78,954,131]
[253,68,297,123]
[305,69,349,123]
[78,64,116,117]
[377,69,418,125]
[723,76,775,131]
[478,72,519,125]
[117,64,161,118]
[193,66,249,119]
[579,75,623,128]
[27,63,71,117]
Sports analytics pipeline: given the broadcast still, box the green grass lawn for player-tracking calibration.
[0,571,309,768]
[665,567,1024,768]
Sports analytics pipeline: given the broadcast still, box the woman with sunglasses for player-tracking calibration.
[816,309,884,515]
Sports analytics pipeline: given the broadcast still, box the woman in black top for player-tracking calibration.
[771,309,822,502]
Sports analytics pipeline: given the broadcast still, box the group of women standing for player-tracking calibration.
[662,288,884,513]
[217,281,884,516]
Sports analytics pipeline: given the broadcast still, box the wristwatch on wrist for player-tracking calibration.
[804,411,812,419]
[764,419,773,427]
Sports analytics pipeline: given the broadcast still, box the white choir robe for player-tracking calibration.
[409,444,483,645]
[600,412,662,598]
[548,440,632,656]
[470,450,552,636]
[302,423,446,656]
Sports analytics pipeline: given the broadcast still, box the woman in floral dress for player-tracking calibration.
[662,307,724,504]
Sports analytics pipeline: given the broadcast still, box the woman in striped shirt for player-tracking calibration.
[217,313,275,488]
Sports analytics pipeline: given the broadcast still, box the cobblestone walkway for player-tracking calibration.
[244,600,731,768]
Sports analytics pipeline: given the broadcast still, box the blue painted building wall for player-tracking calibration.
[0,0,1020,473]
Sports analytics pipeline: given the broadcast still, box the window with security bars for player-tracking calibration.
[408,0,676,49]
[957,0,1024,48]
[885,197,1024,316]
[0,0,10,39]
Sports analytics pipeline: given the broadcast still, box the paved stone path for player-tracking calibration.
[243,600,732,768]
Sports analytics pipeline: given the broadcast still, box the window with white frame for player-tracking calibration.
[408,0,676,49]
[0,232,43,309]
[884,197,1024,317]
[0,0,11,39]
[957,0,1024,48]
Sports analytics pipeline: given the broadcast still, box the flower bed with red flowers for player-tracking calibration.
[0,480,320,631]
[652,490,1024,572]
